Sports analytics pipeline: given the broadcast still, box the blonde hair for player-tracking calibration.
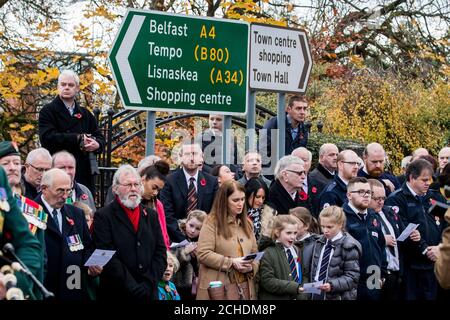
[319,206,346,228]
[166,250,180,273]
[179,210,207,235]
[289,207,320,234]
[270,215,299,240]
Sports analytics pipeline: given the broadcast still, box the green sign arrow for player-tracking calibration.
[109,9,249,115]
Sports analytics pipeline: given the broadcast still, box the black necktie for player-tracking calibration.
[187,177,198,213]
[318,240,333,282]
[357,212,366,221]
[52,209,61,233]
[378,214,396,256]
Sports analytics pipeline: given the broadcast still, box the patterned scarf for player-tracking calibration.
[247,207,262,240]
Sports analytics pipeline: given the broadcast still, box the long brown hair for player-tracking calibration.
[210,180,252,239]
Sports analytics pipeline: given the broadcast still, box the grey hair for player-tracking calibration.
[112,164,140,188]
[319,143,338,156]
[274,155,304,180]
[292,147,312,161]
[41,168,70,189]
[26,148,52,165]
[52,150,76,167]
[137,155,161,174]
[58,69,80,86]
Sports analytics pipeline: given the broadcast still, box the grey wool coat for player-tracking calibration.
[310,233,362,300]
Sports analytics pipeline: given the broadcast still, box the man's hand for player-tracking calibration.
[83,135,100,152]
[409,229,421,242]
[319,283,331,292]
[385,235,397,247]
[382,179,395,193]
[426,246,440,262]
[88,265,103,276]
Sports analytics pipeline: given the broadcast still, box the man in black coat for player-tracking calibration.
[309,143,339,195]
[38,69,105,194]
[259,95,309,173]
[36,168,100,300]
[160,143,218,242]
[93,165,167,301]
[385,159,447,300]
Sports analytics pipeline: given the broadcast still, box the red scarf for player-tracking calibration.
[117,196,140,232]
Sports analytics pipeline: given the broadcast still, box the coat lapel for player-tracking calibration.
[36,196,61,237]
[175,169,189,198]
[197,171,206,208]
[112,201,138,235]
[61,205,76,238]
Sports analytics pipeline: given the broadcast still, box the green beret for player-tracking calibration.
[0,141,20,158]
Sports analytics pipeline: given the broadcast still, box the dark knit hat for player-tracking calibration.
[0,141,20,158]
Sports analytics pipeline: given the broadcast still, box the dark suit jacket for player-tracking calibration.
[35,196,93,300]
[93,200,167,301]
[38,96,105,193]
[160,168,218,242]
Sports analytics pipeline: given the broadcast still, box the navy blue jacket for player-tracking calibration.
[343,203,387,280]
[259,114,308,161]
[160,168,218,242]
[385,183,447,270]
[35,196,93,300]
[319,175,348,210]
[357,168,400,196]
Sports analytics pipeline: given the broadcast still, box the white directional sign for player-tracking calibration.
[249,24,312,93]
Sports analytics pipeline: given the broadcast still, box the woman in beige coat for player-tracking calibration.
[196,180,259,300]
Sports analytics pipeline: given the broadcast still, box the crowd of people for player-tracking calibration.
[0,69,449,301]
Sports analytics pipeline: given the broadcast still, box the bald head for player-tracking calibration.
[363,143,386,177]
[41,168,72,209]
[291,147,312,173]
[411,148,429,161]
[438,147,450,170]
[319,143,339,172]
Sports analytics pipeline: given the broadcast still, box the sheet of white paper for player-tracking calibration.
[302,281,323,294]
[243,251,265,262]
[169,240,190,249]
[84,249,115,267]
[397,223,419,241]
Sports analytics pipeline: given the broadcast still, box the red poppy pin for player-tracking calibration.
[372,219,378,227]
[66,217,75,226]
[80,193,88,200]
[299,190,308,201]
[200,178,206,187]
[74,113,82,119]
[296,256,301,264]
[311,186,317,194]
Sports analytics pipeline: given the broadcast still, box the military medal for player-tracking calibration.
[16,195,47,235]
[66,234,84,252]
[0,188,10,212]
[435,216,440,226]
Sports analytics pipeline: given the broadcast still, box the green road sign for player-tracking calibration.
[109,9,249,115]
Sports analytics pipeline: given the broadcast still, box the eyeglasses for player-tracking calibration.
[349,190,372,197]
[341,161,361,167]
[118,182,142,190]
[27,163,51,173]
[372,196,386,202]
[54,188,72,196]
[286,170,306,177]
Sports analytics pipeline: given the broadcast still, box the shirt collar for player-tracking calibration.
[406,182,419,197]
[182,168,199,185]
[348,202,367,215]
[41,195,61,215]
